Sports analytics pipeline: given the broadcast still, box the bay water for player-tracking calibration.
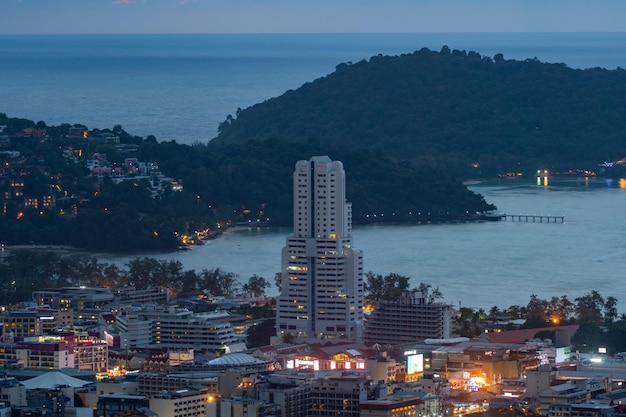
[102,177,626,313]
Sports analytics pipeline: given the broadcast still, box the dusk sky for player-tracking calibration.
[3,0,626,35]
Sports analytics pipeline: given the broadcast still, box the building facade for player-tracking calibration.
[364,290,452,346]
[276,156,364,342]
[310,374,369,417]
[256,374,312,417]
[149,386,213,417]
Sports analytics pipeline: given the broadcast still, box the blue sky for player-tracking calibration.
[3,0,626,35]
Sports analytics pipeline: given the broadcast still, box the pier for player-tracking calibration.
[503,214,564,223]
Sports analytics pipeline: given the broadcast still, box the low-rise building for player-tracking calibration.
[137,373,219,397]
[310,373,369,417]
[1,307,73,340]
[15,340,74,370]
[0,377,27,407]
[360,391,438,417]
[96,393,150,417]
[0,335,107,372]
[256,373,312,417]
[33,287,115,311]
[539,380,606,414]
[548,401,615,417]
[149,385,213,417]
[364,290,452,346]
[218,396,266,417]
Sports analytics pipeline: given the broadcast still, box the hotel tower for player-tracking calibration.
[276,156,364,342]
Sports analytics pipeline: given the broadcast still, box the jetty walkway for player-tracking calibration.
[503,214,564,223]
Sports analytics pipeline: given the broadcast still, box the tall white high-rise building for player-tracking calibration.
[276,156,364,342]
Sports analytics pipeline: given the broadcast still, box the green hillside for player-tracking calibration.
[213,47,626,177]
[0,115,493,251]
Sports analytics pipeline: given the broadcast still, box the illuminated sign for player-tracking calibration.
[294,359,320,371]
[406,354,423,374]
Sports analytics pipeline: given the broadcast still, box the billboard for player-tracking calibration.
[407,353,424,374]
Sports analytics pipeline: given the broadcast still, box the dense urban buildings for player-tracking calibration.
[2,156,626,417]
[276,156,364,342]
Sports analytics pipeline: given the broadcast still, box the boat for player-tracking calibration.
[479,210,504,221]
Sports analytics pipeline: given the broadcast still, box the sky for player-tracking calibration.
[2,0,626,35]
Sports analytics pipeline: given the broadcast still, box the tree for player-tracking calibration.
[604,296,618,324]
[525,294,549,325]
[606,319,626,353]
[504,305,524,319]
[126,257,161,289]
[572,322,606,353]
[0,250,67,304]
[575,290,605,325]
[364,272,410,303]
[417,282,443,303]
[60,254,105,287]
[199,268,239,296]
[488,306,501,319]
[176,270,200,294]
[102,263,124,288]
[242,274,271,296]
[273,272,282,292]
[456,307,481,338]
[125,258,184,290]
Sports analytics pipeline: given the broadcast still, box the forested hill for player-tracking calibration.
[213,47,626,178]
[0,113,494,251]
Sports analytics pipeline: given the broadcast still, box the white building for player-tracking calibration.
[276,156,364,342]
[151,310,241,353]
[115,311,152,349]
[113,305,241,353]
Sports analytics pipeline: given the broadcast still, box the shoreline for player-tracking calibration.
[1,244,81,253]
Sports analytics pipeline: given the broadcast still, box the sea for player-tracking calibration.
[2,33,626,313]
[101,177,626,313]
[2,33,626,144]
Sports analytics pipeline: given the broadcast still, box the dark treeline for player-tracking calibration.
[0,249,271,306]
[213,47,626,177]
[0,114,493,251]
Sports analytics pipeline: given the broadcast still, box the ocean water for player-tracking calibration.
[1,33,626,144]
[102,177,626,313]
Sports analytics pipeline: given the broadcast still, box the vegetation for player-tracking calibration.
[458,291,626,354]
[364,272,442,304]
[213,47,626,178]
[0,249,272,305]
[0,114,493,250]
